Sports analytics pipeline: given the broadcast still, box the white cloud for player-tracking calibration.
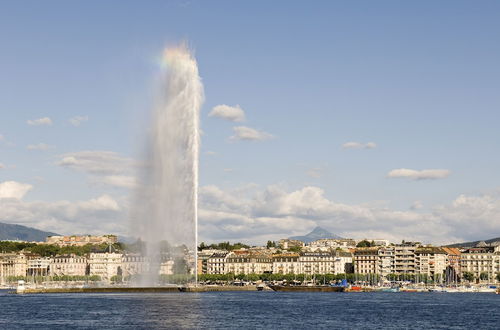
[27,117,52,126]
[57,150,133,175]
[0,194,125,236]
[230,126,274,141]
[342,141,377,149]
[69,116,89,126]
[223,168,233,172]
[57,150,135,189]
[387,168,450,180]
[209,104,246,122]
[0,181,33,199]
[100,175,137,189]
[27,143,54,151]
[197,184,500,245]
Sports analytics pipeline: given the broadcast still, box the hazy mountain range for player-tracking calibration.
[445,237,500,248]
[0,222,59,242]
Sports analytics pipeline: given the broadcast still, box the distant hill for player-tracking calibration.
[289,226,343,243]
[0,222,59,242]
[445,237,500,248]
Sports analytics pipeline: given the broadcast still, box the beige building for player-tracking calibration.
[88,252,123,281]
[279,239,304,250]
[298,252,338,275]
[225,252,272,275]
[50,254,88,277]
[0,253,27,284]
[27,256,51,276]
[207,252,229,274]
[354,248,379,274]
[461,246,500,282]
[415,247,447,280]
[121,254,149,278]
[394,243,419,275]
[46,235,118,247]
[272,253,300,274]
[308,239,356,250]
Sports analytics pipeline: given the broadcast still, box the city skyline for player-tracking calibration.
[1,1,500,245]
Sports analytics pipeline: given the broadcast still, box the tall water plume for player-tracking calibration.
[131,44,203,286]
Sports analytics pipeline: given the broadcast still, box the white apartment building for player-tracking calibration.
[0,253,27,284]
[415,247,447,280]
[298,252,338,275]
[50,254,88,276]
[207,252,229,274]
[225,253,273,275]
[461,246,500,282]
[394,243,419,275]
[333,251,353,274]
[272,253,300,274]
[27,256,51,276]
[88,252,123,281]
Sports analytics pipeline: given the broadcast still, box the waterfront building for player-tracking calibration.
[377,247,394,277]
[460,245,500,282]
[298,252,337,275]
[353,248,379,274]
[0,253,27,284]
[333,250,354,274]
[88,252,123,281]
[197,250,219,275]
[225,252,272,275]
[122,254,149,278]
[394,242,419,275]
[415,247,447,281]
[49,254,88,277]
[206,251,229,274]
[272,253,300,274]
[441,247,461,275]
[26,255,51,276]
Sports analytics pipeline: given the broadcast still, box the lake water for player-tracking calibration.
[0,290,499,329]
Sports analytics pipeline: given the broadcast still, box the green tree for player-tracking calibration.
[288,246,302,253]
[356,240,373,248]
[479,272,489,281]
[266,241,276,249]
[462,271,474,282]
[496,272,500,282]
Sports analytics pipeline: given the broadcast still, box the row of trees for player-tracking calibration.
[0,241,125,257]
[462,271,500,282]
[199,272,500,284]
[199,273,380,284]
[198,241,250,251]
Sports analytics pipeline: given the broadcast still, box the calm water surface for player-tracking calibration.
[0,290,498,329]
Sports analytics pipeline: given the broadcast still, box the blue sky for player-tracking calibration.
[1,0,499,244]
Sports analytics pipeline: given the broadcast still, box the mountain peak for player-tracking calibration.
[289,226,343,243]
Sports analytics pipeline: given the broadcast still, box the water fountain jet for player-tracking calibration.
[131,44,203,286]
